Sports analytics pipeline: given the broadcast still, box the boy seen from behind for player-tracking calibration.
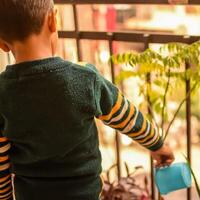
[0,0,174,199]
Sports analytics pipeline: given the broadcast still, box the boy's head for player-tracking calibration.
[0,0,58,59]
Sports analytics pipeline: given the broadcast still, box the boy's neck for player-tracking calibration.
[12,35,54,64]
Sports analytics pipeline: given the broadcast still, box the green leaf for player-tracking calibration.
[115,70,138,84]
[154,101,162,114]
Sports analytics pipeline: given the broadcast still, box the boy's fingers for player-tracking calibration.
[154,158,161,167]
[151,144,175,168]
[165,158,174,165]
[158,158,174,167]
[154,155,174,167]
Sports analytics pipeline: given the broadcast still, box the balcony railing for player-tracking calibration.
[55,0,200,5]
[55,1,199,199]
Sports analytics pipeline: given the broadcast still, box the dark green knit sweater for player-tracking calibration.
[0,57,163,200]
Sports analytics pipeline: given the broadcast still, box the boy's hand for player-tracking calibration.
[150,144,175,168]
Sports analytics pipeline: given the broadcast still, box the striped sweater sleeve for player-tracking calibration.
[92,65,163,151]
[0,117,13,200]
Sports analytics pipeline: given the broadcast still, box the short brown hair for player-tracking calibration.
[0,0,54,42]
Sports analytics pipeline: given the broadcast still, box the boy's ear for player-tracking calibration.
[0,40,10,53]
[48,9,57,33]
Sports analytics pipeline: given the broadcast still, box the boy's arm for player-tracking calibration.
[90,64,174,165]
[0,116,13,200]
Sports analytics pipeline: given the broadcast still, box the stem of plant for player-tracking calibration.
[164,82,198,140]
[142,92,160,131]
[161,68,171,136]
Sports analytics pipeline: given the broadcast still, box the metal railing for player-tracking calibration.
[55,0,200,5]
[55,1,200,199]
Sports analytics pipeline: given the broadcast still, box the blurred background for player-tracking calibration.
[0,2,200,200]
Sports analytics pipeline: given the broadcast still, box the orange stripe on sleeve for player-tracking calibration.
[0,156,9,163]
[0,180,11,189]
[136,126,154,143]
[127,118,147,138]
[0,190,12,199]
[146,134,160,148]
[0,137,8,143]
[0,175,11,184]
[98,93,123,121]
[0,163,10,171]
[0,185,12,194]
[110,104,135,129]
[1,195,13,200]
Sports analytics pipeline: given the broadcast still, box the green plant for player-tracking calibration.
[110,41,200,198]
[111,41,200,139]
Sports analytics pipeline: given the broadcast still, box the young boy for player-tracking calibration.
[0,0,174,199]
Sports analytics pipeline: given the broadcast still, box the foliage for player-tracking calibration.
[111,41,200,70]
[110,41,200,198]
[110,41,200,138]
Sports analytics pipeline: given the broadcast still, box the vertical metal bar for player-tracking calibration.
[144,37,156,200]
[146,67,156,200]
[186,62,191,200]
[108,33,121,180]
[146,74,156,200]
[72,4,82,61]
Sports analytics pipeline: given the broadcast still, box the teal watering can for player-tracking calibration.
[155,162,191,195]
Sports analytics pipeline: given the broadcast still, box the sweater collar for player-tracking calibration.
[5,57,64,76]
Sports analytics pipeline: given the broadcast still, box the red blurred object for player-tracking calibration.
[106,6,117,31]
